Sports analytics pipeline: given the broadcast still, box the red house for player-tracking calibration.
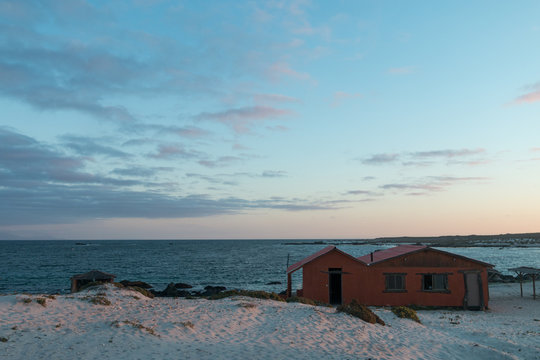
[286,245,493,309]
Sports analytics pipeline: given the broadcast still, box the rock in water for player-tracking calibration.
[201,285,226,296]
[174,282,193,289]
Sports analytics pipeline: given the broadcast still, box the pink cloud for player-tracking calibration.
[514,90,540,104]
[267,62,311,82]
[195,106,293,133]
[254,93,301,105]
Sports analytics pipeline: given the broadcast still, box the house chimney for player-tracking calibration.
[370,252,373,262]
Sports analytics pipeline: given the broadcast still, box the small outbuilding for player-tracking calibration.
[287,245,493,309]
[70,270,116,293]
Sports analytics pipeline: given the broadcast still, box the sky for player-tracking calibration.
[1,0,540,240]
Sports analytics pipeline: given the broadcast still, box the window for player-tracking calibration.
[422,274,448,291]
[385,274,406,291]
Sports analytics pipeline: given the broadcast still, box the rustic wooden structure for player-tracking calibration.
[287,245,493,309]
[509,266,539,300]
[70,270,116,293]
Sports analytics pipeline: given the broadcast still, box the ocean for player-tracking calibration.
[1,240,538,294]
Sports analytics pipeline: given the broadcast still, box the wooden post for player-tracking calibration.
[287,272,292,298]
[519,273,523,297]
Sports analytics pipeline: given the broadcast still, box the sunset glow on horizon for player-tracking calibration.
[1,1,540,239]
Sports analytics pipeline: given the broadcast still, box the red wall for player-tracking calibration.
[300,248,490,308]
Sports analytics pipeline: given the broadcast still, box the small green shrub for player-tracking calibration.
[391,306,421,323]
[36,298,47,307]
[337,300,385,326]
[209,290,285,302]
[46,295,56,300]
[0,337,7,343]
[22,298,32,304]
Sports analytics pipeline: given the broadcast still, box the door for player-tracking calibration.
[328,268,342,305]
[464,272,482,309]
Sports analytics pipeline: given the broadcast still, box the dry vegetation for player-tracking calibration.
[391,306,421,323]
[337,300,385,325]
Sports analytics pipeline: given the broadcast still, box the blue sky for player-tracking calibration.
[1,0,539,239]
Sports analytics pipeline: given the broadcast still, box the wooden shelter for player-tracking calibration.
[509,266,539,300]
[70,270,116,293]
[287,245,493,309]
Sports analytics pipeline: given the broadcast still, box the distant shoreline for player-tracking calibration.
[283,232,540,247]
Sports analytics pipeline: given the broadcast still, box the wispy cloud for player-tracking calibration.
[148,145,201,160]
[112,166,173,178]
[261,170,287,178]
[387,66,415,75]
[511,81,540,104]
[198,156,243,168]
[380,176,488,196]
[411,149,485,158]
[361,148,488,167]
[0,128,349,225]
[60,135,131,158]
[267,62,312,82]
[514,90,540,104]
[195,106,293,134]
[345,190,380,197]
[361,153,399,165]
[331,91,362,107]
[254,93,301,105]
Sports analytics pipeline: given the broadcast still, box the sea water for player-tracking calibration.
[0,240,538,294]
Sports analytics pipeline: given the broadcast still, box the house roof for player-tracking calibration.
[357,244,427,265]
[358,244,493,267]
[287,245,336,274]
[287,245,370,274]
[71,270,116,280]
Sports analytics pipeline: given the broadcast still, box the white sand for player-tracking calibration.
[0,283,538,360]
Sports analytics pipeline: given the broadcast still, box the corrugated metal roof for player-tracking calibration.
[357,244,427,265]
[71,270,116,280]
[287,245,336,274]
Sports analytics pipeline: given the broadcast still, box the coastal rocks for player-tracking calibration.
[266,281,282,285]
[200,286,226,296]
[488,269,517,283]
[120,280,153,289]
[152,283,226,297]
[155,283,191,297]
[174,282,193,289]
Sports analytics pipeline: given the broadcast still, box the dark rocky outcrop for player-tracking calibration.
[487,269,517,283]
[201,285,226,296]
[153,283,192,297]
[266,281,281,285]
[120,280,153,289]
[174,282,193,289]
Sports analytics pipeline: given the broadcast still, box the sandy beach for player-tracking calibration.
[0,283,538,360]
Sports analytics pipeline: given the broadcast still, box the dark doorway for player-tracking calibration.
[464,272,483,309]
[328,268,342,305]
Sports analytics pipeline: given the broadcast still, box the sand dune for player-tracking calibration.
[0,283,538,360]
